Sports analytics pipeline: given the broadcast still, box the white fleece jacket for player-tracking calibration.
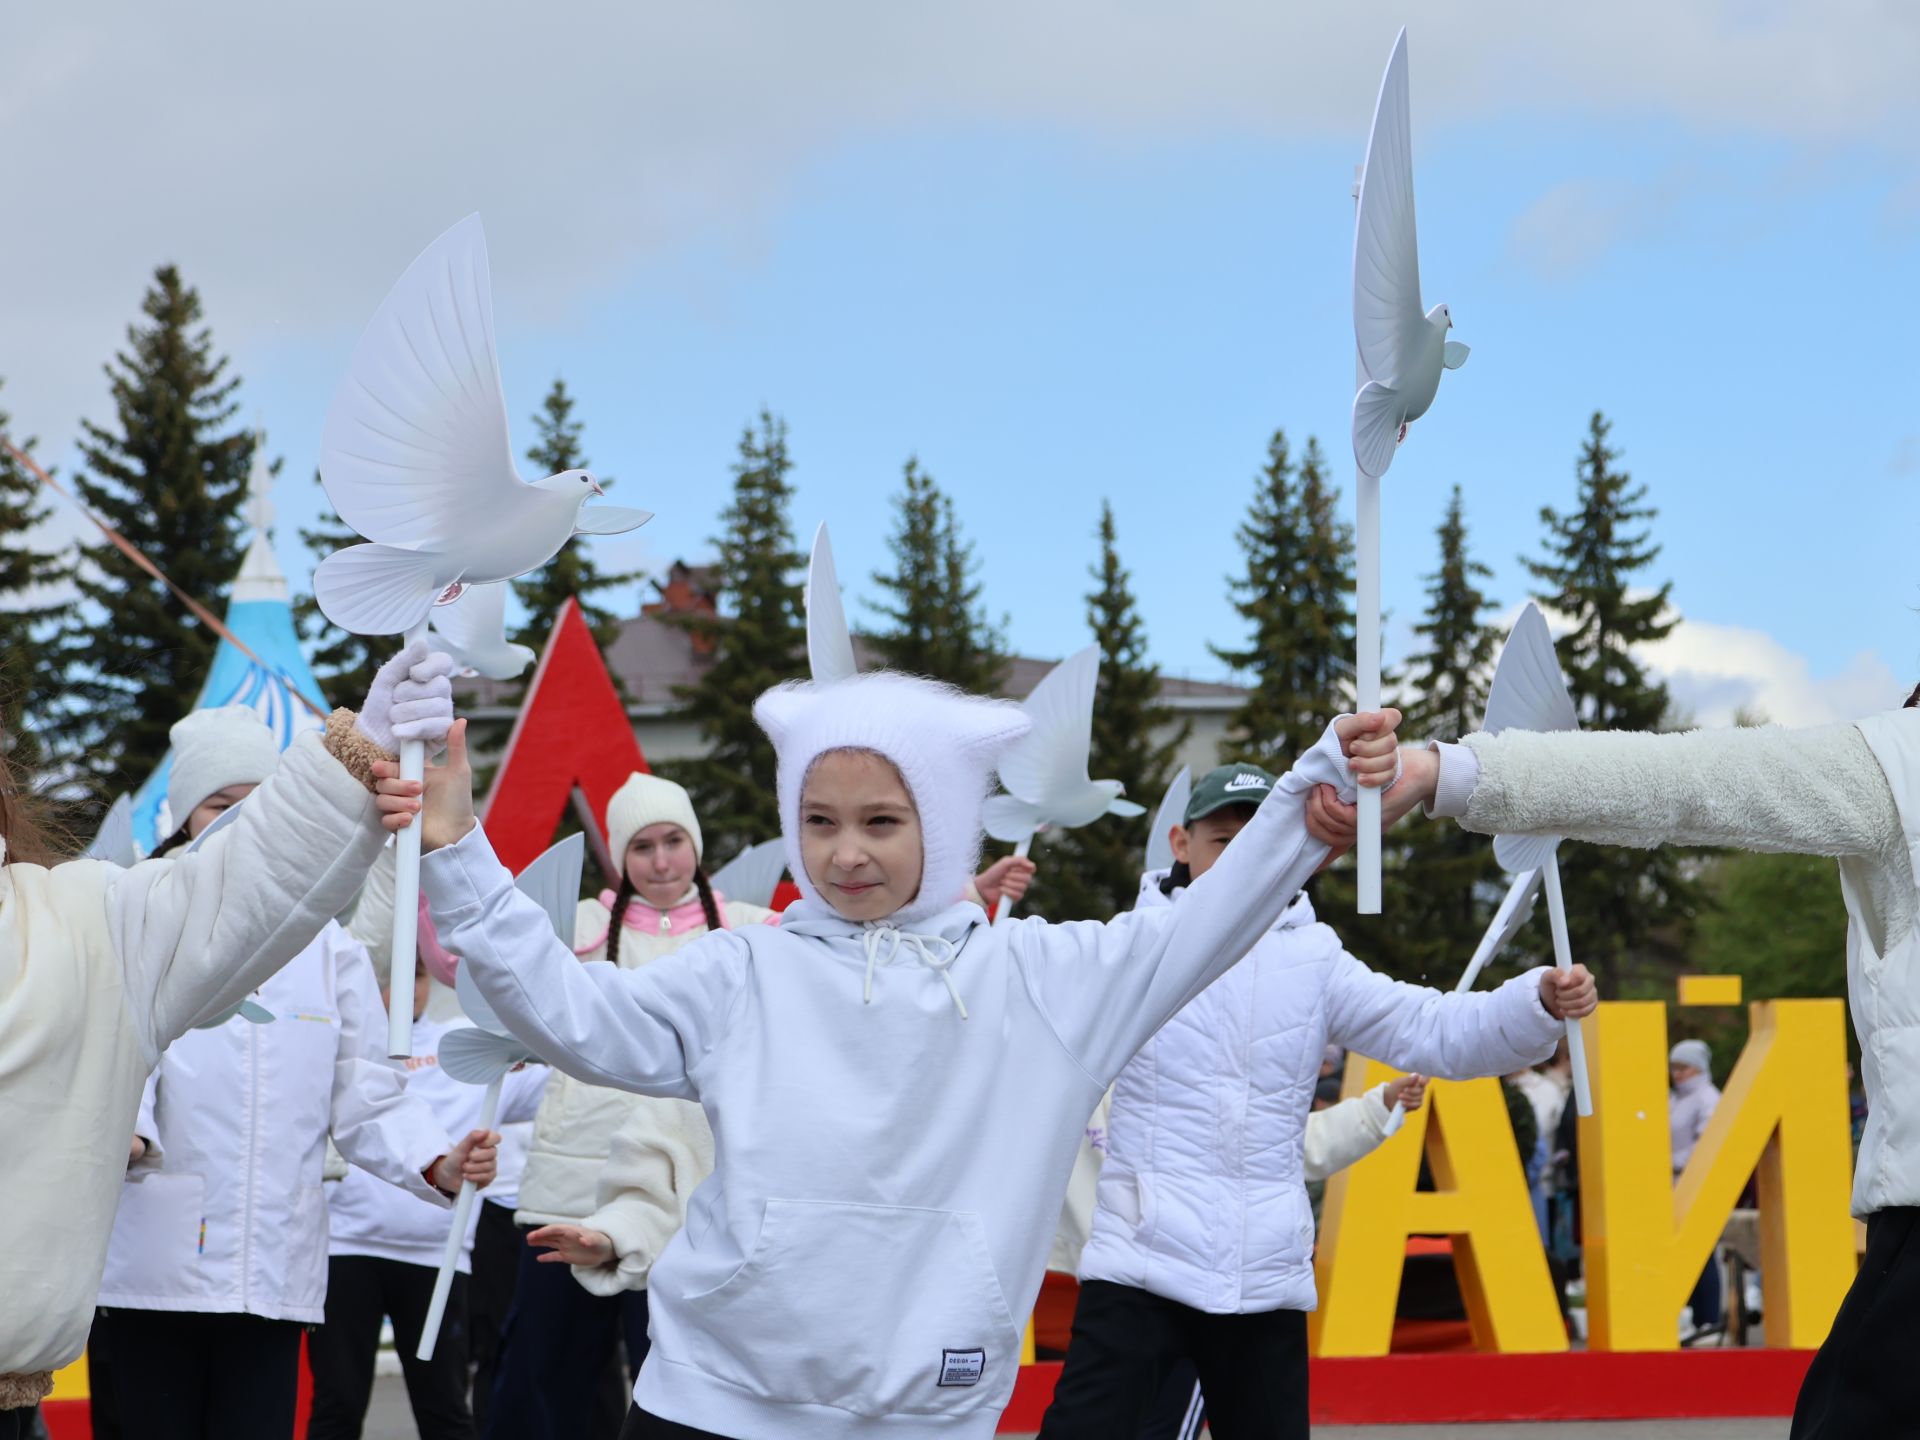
[1432,714,1920,1215]
[0,731,387,1398]
[425,721,1356,1440]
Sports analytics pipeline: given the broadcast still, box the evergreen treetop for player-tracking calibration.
[0,380,72,780]
[62,266,254,801]
[866,456,1008,691]
[1404,485,1499,741]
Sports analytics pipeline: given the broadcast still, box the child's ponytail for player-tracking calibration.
[150,822,193,859]
[1158,860,1192,897]
[605,874,636,968]
[694,867,722,931]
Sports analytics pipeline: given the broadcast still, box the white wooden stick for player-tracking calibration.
[992,833,1035,926]
[417,1070,502,1361]
[388,619,430,1057]
[1540,855,1592,1117]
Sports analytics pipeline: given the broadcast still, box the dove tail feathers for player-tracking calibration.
[1351,380,1404,480]
[314,542,451,636]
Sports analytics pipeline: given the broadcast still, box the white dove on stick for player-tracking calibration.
[1454,868,1544,996]
[416,833,578,1362]
[1144,767,1192,875]
[83,793,137,867]
[313,214,652,639]
[983,645,1145,922]
[429,581,535,681]
[1351,28,1469,483]
[709,837,790,911]
[1483,602,1592,1117]
[805,522,859,684]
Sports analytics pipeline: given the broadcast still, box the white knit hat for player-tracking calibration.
[605,772,704,866]
[753,672,1031,925]
[1669,1039,1713,1074]
[166,705,281,829]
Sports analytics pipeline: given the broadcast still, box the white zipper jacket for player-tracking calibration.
[1079,873,1563,1314]
[513,890,771,1229]
[327,1014,547,1271]
[425,722,1357,1440]
[0,731,387,1395]
[100,923,455,1322]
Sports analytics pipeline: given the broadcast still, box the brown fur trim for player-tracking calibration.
[0,1370,53,1408]
[323,708,396,792]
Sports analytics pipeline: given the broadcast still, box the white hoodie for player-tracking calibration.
[101,923,453,1321]
[326,1013,547,1270]
[1080,872,1561,1313]
[425,720,1358,1440]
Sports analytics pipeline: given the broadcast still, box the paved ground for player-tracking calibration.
[362,1374,1789,1439]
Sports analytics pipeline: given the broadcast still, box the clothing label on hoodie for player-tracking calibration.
[937,1348,985,1387]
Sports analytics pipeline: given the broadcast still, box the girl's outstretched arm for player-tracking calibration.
[1017,712,1399,1086]
[411,726,744,1100]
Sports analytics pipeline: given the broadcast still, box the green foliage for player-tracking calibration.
[1039,502,1190,921]
[510,378,640,697]
[1212,430,1355,768]
[295,494,380,703]
[668,410,806,858]
[61,267,253,803]
[0,379,72,780]
[866,456,1008,691]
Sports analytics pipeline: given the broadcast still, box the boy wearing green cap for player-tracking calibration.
[1039,764,1597,1440]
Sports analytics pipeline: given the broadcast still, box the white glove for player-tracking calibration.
[357,641,457,753]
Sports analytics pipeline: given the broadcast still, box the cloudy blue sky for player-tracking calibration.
[5,4,1917,725]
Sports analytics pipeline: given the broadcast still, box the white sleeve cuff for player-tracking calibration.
[1425,740,1481,820]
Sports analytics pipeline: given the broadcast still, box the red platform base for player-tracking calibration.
[998,1349,1817,1430]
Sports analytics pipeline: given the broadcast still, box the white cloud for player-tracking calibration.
[1638,618,1902,728]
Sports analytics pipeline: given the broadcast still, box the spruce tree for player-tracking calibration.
[866,457,1008,690]
[294,495,382,702]
[1041,502,1190,922]
[510,378,641,696]
[62,267,254,801]
[1211,430,1355,768]
[0,380,72,780]
[1523,411,1696,976]
[667,411,807,857]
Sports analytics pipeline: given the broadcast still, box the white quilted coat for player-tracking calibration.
[1078,873,1562,1314]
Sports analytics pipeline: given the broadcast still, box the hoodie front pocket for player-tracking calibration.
[680,1199,1018,1418]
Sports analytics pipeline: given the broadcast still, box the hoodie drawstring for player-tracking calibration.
[861,925,968,1020]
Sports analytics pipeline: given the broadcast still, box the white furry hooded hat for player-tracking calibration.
[753,672,1031,926]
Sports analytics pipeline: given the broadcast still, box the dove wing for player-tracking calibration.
[709,838,789,910]
[1483,604,1579,737]
[516,832,588,945]
[996,645,1099,807]
[806,523,859,684]
[982,793,1047,844]
[1353,29,1426,390]
[429,582,526,680]
[320,214,522,551]
[439,1025,535,1084]
[574,504,654,536]
[454,949,508,1037]
[85,793,137,866]
[1144,767,1192,873]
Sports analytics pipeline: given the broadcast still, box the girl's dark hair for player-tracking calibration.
[151,822,194,859]
[1158,860,1193,897]
[605,865,723,968]
[0,745,72,869]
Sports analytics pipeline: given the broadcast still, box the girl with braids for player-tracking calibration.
[481,773,774,1440]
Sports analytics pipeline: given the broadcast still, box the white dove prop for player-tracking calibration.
[806,522,859,684]
[83,793,137,867]
[416,833,580,1362]
[1144,767,1192,875]
[430,582,536,681]
[1454,868,1544,996]
[982,645,1146,922]
[1348,28,1469,915]
[1483,603,1591,1117]
[314,214,648,1056]
[709,837,790,911]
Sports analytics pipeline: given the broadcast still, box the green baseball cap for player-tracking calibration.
[1185,763,1279,824]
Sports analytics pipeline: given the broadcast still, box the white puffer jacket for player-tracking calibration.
[102,923,453,1321]
[513,889,770,1227]
[1079,873,1562,1315]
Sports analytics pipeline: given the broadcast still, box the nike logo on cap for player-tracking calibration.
[1223,773,1269,791]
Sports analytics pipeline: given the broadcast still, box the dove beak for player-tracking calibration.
[588,478,606,498]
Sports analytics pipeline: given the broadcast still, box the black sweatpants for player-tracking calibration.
[619,1409,736,1439]
[91,1307,303,1439]
[1037,1279,1309,1440]
[1791,1205,1920,1437]
[467,1199,522,1433]
[308,1254,475,1440]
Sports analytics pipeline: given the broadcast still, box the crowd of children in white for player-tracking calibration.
[1,636,1913,1440]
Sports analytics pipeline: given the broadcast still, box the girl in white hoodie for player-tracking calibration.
[407,674,1401,1440]
[0,643,454,1439]
[1040,762,1593,1440]
[1343,698,1920,1439]
[92,705,500,1440]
